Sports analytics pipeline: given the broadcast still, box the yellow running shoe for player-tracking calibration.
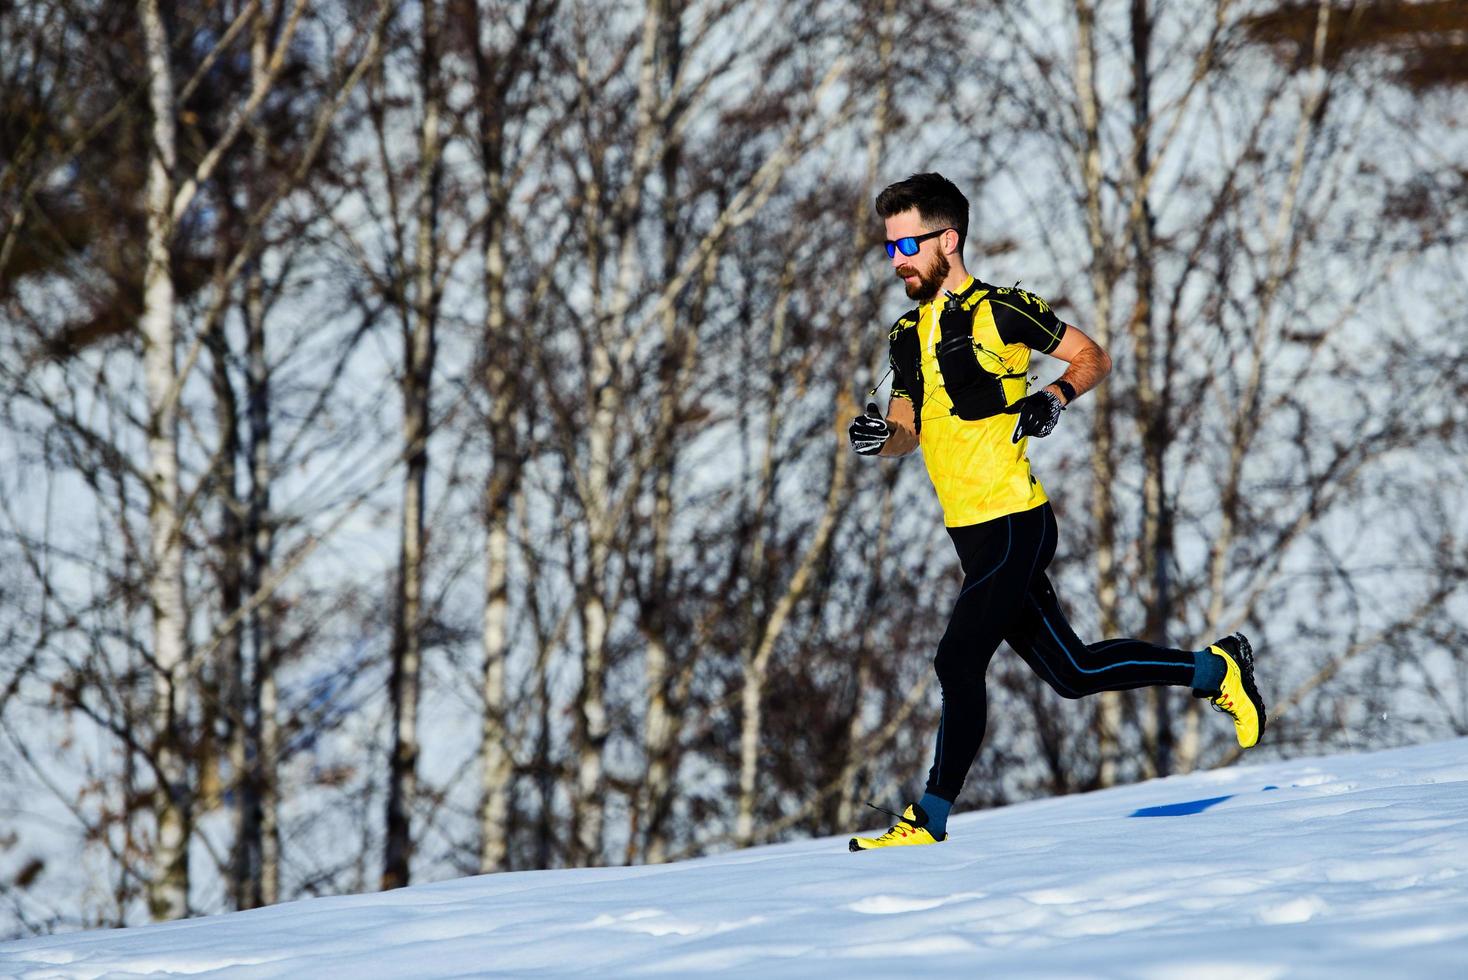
[1207,632,1266,749]
[848,803,945,852]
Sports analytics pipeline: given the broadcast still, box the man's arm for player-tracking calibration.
[880,395,918,457]
[1041,323,1111,406]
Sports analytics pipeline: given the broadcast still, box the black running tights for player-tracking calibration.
[925,502,1197,802]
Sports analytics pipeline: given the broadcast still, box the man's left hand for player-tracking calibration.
[1004,390,1063,443]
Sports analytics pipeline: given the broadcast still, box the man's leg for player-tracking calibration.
[853,510,1048,850]
[1004,569,1266,746]
[1003,571,1197,697]
[999,504,1268,750]
[922,505,1052,810]
[993,499,1199,694]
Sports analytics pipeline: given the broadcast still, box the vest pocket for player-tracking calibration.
[936,334,1008,420]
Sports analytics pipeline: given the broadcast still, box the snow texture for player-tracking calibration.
[3,738,1468,978]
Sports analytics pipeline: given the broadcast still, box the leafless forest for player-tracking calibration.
[1,0,1464,934]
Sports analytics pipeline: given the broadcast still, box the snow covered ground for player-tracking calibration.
[4,738,1468,978]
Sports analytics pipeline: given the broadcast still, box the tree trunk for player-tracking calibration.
[635,0,686,867]
[476,106,516,875]
[1124,0,1175,778]
[1075,0,1124,789]
[383,0,443,891]
[205,305,248,907]
[569,0,672,866]
[228,3,273,910]
[139,0,191,922]
[637,321,684,865]
[478,477,514,873]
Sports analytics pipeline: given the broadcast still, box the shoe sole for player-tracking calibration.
[848,834,946,851]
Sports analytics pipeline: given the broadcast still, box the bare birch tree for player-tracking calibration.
[137,0,192,921]
[458,0,561,877]
[379,0,447,891]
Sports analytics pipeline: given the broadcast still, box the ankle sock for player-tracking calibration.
[917,793,952,838]
[1192,649,1227,695]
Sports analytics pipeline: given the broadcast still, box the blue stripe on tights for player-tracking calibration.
[1037,607,1185,673]
[1025,597,1080,697]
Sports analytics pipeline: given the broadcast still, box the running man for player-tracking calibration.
[847,173,1265,851]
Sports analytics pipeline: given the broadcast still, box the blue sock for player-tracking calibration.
[1192,649,1226,694]
[917,793,952,839]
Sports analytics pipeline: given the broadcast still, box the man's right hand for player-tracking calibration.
[849,402,892,456]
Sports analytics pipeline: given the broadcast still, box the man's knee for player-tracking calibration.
[933,636,992,695]
[933,636,983,692]
[1022,644,1090,699]
[1047,675,1089,700]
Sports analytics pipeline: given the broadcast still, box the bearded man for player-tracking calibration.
[846,172,1265,850]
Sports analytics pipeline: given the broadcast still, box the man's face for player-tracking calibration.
[884,210,950,302]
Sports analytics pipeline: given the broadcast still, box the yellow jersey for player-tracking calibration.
[889,276,1067,527]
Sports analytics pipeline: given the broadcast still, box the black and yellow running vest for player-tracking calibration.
[888,277,1050,527]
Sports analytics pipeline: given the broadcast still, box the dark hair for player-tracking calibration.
[875,172,969,255]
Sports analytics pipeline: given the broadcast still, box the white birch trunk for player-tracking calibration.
[637,0,688,867]
[478,192,515,873]
[569,0,669,866]
[140,0,191,922]
[1076,0,1124,788]
[639,365,680,864]
[1126,0,1171,779]
[479,512,513,871]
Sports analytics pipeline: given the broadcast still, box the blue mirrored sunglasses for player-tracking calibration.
[884,228,949,258]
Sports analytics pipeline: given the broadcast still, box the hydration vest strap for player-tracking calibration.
[936,289,1008,421]
[951,278,986,309]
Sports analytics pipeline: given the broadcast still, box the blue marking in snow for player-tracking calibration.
[1129,794,1235,817]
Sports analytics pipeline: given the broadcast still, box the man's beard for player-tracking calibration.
[898,249,949,302]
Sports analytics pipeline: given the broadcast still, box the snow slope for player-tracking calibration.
[4,739,1468,978]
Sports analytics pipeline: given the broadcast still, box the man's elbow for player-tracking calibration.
[1078,336,1111,378]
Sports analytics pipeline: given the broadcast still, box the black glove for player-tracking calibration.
[1004,389,1063,443]
[849,402,891,456]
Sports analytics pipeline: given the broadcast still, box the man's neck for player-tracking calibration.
[924,264,973,305]
[943,261,972,295]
